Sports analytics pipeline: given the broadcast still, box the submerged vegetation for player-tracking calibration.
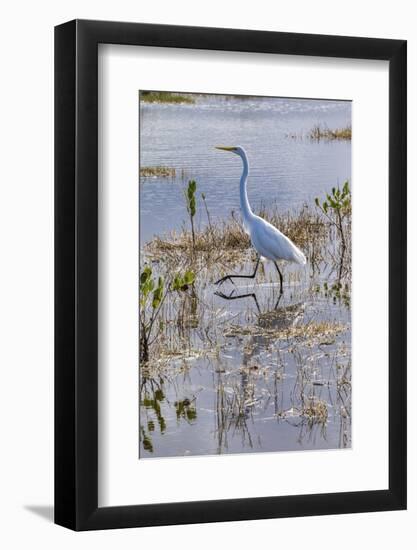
[140,176,352,456]
[141,91,195,104]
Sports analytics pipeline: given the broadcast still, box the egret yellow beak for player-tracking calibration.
[215,146,237,152]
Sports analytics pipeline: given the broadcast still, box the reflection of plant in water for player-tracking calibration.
[139,186,352,456]
[316,281,351,308]
[215,372,255,453]
[174,398,197,423]
[140,375,167,454]
[140,426,153,453]
[301,397,328,423]
[335,361,352,448]
[210,288,351,452]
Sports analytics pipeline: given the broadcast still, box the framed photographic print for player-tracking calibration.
[55,20,407,530]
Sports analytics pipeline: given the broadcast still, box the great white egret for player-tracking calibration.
[215,146,306,293]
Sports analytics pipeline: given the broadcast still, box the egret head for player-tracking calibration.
[215,145,245,158]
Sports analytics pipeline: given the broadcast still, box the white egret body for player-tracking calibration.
[215,146,306,292]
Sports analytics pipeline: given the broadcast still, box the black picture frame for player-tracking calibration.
[55,19,407,531]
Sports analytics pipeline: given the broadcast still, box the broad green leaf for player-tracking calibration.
[184,270,195,285]
[140,266,152,284]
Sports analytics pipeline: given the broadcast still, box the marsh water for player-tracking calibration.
[140,95,351,243]
[140,94,351,458]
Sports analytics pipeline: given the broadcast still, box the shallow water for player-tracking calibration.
[140,262,351,457]
[140,95,351,243]
[139,94,351,458]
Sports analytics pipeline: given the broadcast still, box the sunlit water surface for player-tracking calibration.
[140,95,351,458]
[140,95,351,242]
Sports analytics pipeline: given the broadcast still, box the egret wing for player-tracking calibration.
[251,217,306,264]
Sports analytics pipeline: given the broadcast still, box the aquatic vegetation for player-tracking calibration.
[140,375,168,453]
[184,180,197,250]
[315,181,351,280]
[223,319,347,344]
[308,124,351,141]
[286,124,351,141]
[172,270,195,291]
[315,181,351,221]
[141,91,195,104]
[139,265,196,362]
[146,204,326,264]
[140,166,176,178]
[301,397,328,423]
[140,266,165,363]
[201,192,214,239]
[318,281,351,308]
[140,188,351,457]
[138,92,352,457]
[174,398,197,422]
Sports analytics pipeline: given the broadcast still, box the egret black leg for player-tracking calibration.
[215,257,260,286]
[274,293,283,309]
[215,289,261,314]
[274,261,283,294]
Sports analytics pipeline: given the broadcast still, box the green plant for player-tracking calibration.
[140,91,195,104]
[172,270,195,291]
[201,192,214,234]
[139,265,195,362]
[315,181,351,260]
[140,265,165,363]
[184,180,197,249]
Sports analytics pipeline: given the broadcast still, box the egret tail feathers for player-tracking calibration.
[293,246,307,265]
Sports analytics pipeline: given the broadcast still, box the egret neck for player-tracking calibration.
[238,149,255,231]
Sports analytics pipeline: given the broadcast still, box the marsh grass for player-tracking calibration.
[286,124,352,141]
[144,204,351,304]
[141,91,195,104]
[223,319,346,343]
[140,166,176,178]
[140,195,352,456]
[141,200,351,365]
[146,204,330,268]
[309,124,352,141]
